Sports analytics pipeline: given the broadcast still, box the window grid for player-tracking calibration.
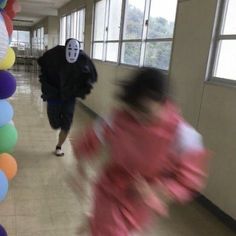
[31,27,44,51]
[60,8,86,49]
[10,30,30,49]
[92,0,178,70]
[208,0,236,82]
[93,0,123,63]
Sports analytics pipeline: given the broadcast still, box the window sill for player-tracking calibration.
[205,78,236,89]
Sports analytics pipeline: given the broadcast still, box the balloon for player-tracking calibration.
[0,48,16,70]
[0,225,7,236]
[0,0,7,9]
[0,100,14,127]
[0,71,17,99]
[0,170,8,202]
[0,124,18,153]
[0,15,9,61]
[2,11,13,37]
[0,153,17,180]
[4,0,16,19]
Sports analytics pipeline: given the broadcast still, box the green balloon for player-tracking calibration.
[0,0,7,9]
[0,124,18,153]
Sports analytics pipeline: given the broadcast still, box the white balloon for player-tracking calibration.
[0,14,9,61]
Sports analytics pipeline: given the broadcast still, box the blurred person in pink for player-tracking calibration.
[72,68,210,236]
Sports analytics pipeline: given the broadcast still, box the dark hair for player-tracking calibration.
[119,67,168,110]
[65,38,81,47]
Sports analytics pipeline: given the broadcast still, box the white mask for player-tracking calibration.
[65,39,80,63]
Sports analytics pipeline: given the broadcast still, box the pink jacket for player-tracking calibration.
[73,102,210,232]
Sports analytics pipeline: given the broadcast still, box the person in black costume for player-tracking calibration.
[38,38,97,156]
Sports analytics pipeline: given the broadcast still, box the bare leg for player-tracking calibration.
[57,129,69,148]
[55,129,69,156]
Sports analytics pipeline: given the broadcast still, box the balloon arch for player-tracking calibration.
[0,0,21,234]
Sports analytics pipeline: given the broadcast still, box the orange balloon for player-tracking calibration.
[0,153,17,180]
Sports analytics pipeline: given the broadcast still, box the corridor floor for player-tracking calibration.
[0,71,235,236]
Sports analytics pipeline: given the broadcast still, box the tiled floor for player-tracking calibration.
[0,71,235,236]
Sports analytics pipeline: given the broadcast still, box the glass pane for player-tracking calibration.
[148,0,177,39]
[10,31,17,47]
[94,0,106,41]
[41,27,44,39]
[78,9,85,42]
[60,17,66,45]
[215,40,236,80]
[108,0,122,40]
[106,43,119,62]
[80,42,84,50]
[222,0,236,35]
[71,12,77,38]
[18,31,30,43]
[93,43,104,60]
[41,28,44,50]
[121,42,141,65]
[11,30,17,42]
[66,15,71,39]
[144,42,172,70]
[123,0,145,40]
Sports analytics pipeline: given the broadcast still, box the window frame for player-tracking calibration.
[59,8,86,48]
[92,0,123,63]
[92,0,178,71]
[207,0,236,84]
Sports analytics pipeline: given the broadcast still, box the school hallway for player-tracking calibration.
[0,71,234,236]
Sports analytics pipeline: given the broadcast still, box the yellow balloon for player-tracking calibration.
[0,47,16,70]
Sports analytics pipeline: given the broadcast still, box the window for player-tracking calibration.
[10,30,30,50]
[60,16,66,46]
[92,0,123,62]
[92,0,178,70]
[30,27,45,53]
[60,9,86,49]
[208,0,236,81]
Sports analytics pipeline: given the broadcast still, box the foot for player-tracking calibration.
[54,146,64,156]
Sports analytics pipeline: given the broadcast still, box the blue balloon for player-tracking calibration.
[0,170,8,202]
[0,225,7,236]
[0,100,14,127]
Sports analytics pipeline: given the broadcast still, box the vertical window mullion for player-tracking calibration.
[70,13,73,38]
[118,0,126,64]
[212,39,222,77]
[82,9,86,44]
[104,0,110,61]
[209,0,228,80]
[140,0,151,66]
[76,11,81,40]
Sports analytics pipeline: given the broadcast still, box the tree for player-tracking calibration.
[123,4,174,70]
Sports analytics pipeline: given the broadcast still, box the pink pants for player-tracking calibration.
[90,187,152,236]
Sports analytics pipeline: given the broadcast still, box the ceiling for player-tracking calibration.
[14,0,71,27]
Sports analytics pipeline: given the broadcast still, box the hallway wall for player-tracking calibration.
[31,16,59,49]
[170,0,236,219]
